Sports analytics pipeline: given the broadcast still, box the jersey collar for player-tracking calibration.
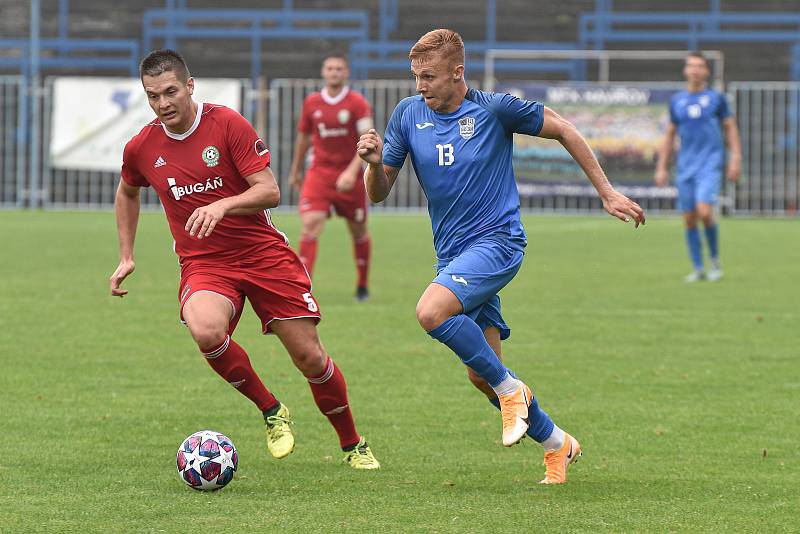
[162,102,203,141]
[321,86,349,106]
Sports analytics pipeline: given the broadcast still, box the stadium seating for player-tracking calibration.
[2,0,800,81]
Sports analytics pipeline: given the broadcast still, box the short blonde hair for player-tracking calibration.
[409,29,465,67]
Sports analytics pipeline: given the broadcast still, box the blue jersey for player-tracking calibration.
[669,89,731,181]
[382,88,543,261]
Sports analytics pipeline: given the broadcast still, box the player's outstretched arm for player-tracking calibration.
[358,128,399,202]
[185,166,280,239]
[538,106,645,227]
[654,123,677,187]
[111,181,141,297]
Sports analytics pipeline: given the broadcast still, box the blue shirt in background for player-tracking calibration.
[669,89,731,181]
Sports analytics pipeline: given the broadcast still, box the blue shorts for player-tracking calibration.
[433,237,524,340]
[677,173,721,212]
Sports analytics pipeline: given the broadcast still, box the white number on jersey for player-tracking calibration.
[436,144,454,166]
[302,292,318,312]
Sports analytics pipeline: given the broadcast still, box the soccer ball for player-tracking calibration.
[176,430,238,491]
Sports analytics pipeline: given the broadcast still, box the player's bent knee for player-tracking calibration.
[189,325,228,353]
[348,223,369,241]
[698,208,714,225]
[289,343,327,375]
[300,216,326,238]
[300,223,323,239]
[416,303,448,332]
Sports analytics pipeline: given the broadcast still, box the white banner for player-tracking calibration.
[50,77,242,171]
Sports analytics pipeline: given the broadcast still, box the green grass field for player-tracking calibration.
[1,210,797,532]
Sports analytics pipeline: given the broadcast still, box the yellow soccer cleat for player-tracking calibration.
[342,438,380,470]
[498,381,532,446]
[264,403,295,459]
[540,432,581,484]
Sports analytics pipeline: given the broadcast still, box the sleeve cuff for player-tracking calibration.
[239,160,270,178]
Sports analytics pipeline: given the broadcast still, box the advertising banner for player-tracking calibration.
[496,82,681,198]
[50,77,242,171]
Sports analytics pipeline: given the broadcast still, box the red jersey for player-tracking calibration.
[298,86,371,172]
[121,103,286,262]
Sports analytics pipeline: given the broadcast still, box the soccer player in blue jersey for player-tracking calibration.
[357,29,645,484]
[655,52,741,282]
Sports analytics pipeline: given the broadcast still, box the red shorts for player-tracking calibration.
[178,242,321,335]
[299,168,368,223]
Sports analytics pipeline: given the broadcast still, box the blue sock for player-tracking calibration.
[685,227,703,270]
[428,315,509,387]
[704,224,719,261]
[489,389,554,443]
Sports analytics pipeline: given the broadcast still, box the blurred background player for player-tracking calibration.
[110,50,379,469]
[655,51,742,282]
[358,29,644,484]
[289,53,374,301]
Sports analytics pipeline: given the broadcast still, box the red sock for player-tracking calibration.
[298,236,318,278]
[203,335,279,412]
[353,235,371,288]
[306,357,360,449]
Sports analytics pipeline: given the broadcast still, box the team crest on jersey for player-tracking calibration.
[458,117,475,139]
[313,109,323,119]
[202,145,220,167]
[337,109,350,124]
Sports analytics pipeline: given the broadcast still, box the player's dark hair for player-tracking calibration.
[686,51,709,69]
[322,51,348,65]
[140,49,190,82]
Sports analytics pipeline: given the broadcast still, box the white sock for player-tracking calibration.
[491,373,518,397]
[541,424,565,451]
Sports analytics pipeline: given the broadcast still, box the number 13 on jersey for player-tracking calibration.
[436,144,454,166]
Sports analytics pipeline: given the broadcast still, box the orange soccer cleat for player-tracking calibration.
[540,432,582,484]
[498,381,532,446]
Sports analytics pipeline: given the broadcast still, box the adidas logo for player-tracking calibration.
[154,156,167,168]
[324,405,349,415]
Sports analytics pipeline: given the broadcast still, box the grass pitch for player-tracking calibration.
[0,210,797,532]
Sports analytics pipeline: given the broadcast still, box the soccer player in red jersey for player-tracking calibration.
[109,50,379,469]
[289,53,374,301]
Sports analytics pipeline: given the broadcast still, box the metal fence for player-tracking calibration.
[730,82,800,215]
[241,79,800,216]
[0,76,25,208]
[0,78,798,216]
